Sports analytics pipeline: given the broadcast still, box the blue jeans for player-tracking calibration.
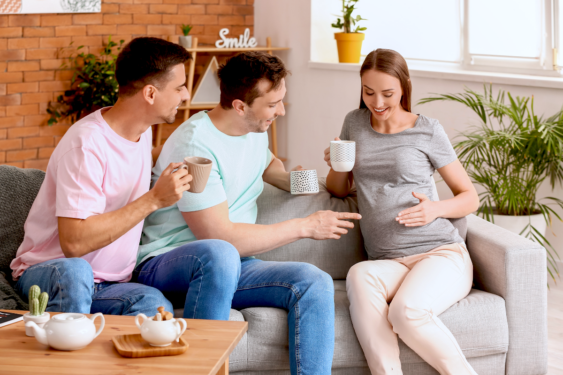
[135,240,335,375]
[14,258,172,316]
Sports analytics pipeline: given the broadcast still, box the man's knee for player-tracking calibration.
[199,240,241,279]
[47,258,93,285]
[296,263,334,299]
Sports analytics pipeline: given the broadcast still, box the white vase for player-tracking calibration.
[179,35,192,49]
[23,312,50,337]
[492,213,547,238]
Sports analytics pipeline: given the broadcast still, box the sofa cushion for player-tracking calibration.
[255,179,366,279]
[0,166,45,274]
[227,281,508,372]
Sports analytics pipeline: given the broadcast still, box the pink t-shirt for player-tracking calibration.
[10,108,152,283]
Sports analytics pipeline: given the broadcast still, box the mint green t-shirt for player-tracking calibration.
[137,111,272,265]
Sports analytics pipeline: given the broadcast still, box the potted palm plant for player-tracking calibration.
[179,24,193,49]
[420,85,563,282]
[331,0,367,63]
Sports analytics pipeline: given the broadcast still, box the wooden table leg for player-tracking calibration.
[219,357,229,375]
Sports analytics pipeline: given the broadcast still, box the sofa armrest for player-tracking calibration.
[466,214,548,375]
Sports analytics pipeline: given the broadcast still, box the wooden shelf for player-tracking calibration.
[185,47,289,53]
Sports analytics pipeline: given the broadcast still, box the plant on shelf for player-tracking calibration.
[179,24,193,48]
[420,85,563,282]
[47,36,124,125]
[29,285,49,316]
[331,0,367,63]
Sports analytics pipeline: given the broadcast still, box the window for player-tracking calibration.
[311,0,563,77]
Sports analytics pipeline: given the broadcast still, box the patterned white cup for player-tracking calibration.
[330,141,355,172]
[290,170,319,195]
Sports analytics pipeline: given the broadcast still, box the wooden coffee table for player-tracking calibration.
[0,310,248,375]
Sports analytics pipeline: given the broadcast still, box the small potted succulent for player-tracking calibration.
[179,24,193,49]
[332,0,367,63]
[22,285,50,337]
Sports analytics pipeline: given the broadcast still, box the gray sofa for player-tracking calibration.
[0,166,548,375]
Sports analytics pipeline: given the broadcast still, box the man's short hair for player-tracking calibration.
[217,52,289,109]
[116,37,191,97]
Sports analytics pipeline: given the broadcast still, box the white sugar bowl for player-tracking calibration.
[135,313,187,347]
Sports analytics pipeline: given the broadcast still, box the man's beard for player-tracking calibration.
[244,108,273,133]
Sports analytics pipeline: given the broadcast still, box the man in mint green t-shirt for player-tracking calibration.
[135,52,361,375]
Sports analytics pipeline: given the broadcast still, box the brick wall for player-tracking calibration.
[0,0,254,170]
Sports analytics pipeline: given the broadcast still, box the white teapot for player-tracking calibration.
[25,313,105,351]
[135,313,187,347]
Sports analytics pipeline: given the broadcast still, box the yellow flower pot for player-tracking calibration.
[334,32,365,63]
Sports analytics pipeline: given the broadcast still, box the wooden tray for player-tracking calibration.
[112,334,189,358]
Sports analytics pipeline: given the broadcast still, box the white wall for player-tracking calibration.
[255,0,563,267]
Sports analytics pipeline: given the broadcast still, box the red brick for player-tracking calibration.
[162,15,190,24]
[38,147,55,159]
[244,15,253,25]
[117,25,147,34]
[40,59,65,70]
[162,0,188,3]
[54,136,63,146]
[24,159,49,170]
[7,61,40,72]
[0,27,22,38]
[192,15,218,24]
[246,0,253,4]
[119,4,148,12]
[147,25,176,35]
[103,14,133,24]
[0,151,4,163]
[23,71,55,83]
[193,0,219,3]
[9,15,41,27]
[24,115,51,127]
[38,102,48,114]
[22,92,52,104]
[219,0,246,4]
[23,27,55,37]
[0,95,21,107]
[7,149,38,162]
[218,15,244,25]
[0,49,25,61]
[102,3,120,12]
[8,38,39,49]
[6,104,39,117]
[26,48,58,60]
[39,37,72,48]
[0,116,23,129]
[0,39,7,50]
[133,14,162,24]
[55,26,87,37]
[40,124,70,136]
[0,72,23,84]
[54,70,74,81]
[0,139,22,151]
[8,126,40,138]
[3,161,24,167]
[106,0,133,4]
[0,84,5,95]
[133,0,161,4]
[39,81,70,92]
[7,82,38,94]
[150,4,177,13]
[178,5,205,14]
[234,5,252,15]
[86,25,117,36]
[0,16,7,27]
[23,136,53,148]
[207,5,232,14]
[41,15,72,27]
[73,14,103,24]
[71,36,102,47]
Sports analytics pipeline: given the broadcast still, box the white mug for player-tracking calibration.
[330,140,355,172]
[290,170,319,195]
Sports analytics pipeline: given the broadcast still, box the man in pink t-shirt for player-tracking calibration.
[10,38,195,316]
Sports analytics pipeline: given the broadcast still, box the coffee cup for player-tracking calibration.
[330,140,355,172]
[290,170,319,195]
[183,156,213,193]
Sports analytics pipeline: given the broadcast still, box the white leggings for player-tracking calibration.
[346,243,478,375]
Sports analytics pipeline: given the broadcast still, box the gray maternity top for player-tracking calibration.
[339,109,464,260]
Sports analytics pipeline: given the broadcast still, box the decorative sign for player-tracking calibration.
[0,0,100,13]
[215,28,258,49]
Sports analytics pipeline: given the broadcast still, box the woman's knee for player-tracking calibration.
[388,298,432,334]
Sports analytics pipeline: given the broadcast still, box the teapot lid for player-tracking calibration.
[52,313,86,322]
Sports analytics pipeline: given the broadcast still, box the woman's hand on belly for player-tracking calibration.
[395,192,441,227]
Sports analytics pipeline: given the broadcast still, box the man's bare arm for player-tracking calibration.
[182,201,361,257]
[58,162,192,258]
[262,155,291,192]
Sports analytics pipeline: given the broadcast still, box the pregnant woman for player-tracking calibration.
[324,49,480,375]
